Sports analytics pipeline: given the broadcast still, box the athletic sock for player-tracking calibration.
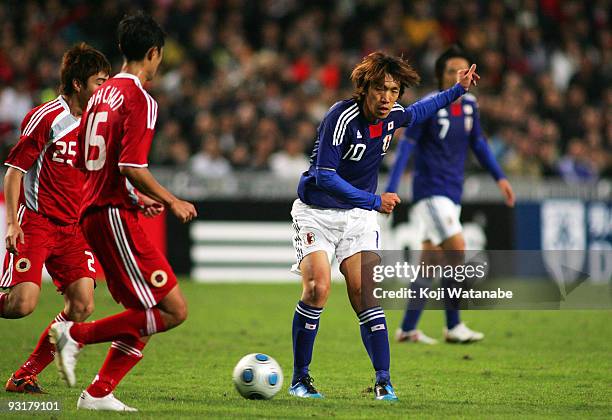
[442,276,461,329]
[15,312,67,378]
[358,306,390,384]
[400,277,429,332]
[292,301,323,385]
[0,292,6,317]
[86,338,147,398]
[69,308,165,344]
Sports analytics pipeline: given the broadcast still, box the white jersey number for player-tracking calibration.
[438,118,450,140]
[342,143,367,161]
[52,140,77,166]
[84,111,108,171]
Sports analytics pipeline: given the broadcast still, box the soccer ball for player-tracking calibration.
[232,353,283,400]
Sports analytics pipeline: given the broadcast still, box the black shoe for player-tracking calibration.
[374,380,398,401]
[288,375,324,398]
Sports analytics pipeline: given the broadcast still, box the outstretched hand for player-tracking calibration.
[457,64,480,91]
[497,179,515,207]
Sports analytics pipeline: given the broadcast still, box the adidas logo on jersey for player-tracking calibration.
[356,130,362,139]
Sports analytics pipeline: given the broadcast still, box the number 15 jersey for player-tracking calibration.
[77,72,158,216]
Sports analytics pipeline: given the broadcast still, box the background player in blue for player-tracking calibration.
[386,46,515,345]
[290,51,479,400]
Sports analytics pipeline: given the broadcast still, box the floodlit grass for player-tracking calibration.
[1,281,610,418]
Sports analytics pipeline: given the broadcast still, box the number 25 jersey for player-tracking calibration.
[77,73,158,216]
[4,95,84,225]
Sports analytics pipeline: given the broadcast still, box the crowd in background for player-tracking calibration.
[0,0,610,184]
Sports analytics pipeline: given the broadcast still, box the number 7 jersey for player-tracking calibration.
[77,72,158,216]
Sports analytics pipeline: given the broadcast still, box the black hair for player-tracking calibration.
[117,12,165,62]
[351,51,421,103]
[434,45,473,90]
[60,43,111,95]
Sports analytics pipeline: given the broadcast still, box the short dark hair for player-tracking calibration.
[59,43,111,95]
[435,45,473,90]
[117,12,165,62]
[350,52,421,103]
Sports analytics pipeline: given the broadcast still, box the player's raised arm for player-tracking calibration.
[402,64,480,128]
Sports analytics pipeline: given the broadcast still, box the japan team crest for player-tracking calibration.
[303,232,316,246]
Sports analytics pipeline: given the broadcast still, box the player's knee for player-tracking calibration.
[11,297,36,318]
[67,301,95,322]
[302,278,330,306]
[164,304,188,329]
[174,304,188,325]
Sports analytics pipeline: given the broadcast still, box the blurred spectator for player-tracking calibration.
[0,0,608,184]
[270,136,310,179]
[161,139,191,169]
[558,139,598,183]
[190,135,231,179]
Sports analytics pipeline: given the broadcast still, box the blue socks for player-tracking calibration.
[292,301,323,385]
[400,277,429,332]
[358,306,390,383]
[442,276,461,329]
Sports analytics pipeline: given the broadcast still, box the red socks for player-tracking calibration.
[69,308,165,344]
[86,338,147,398]
[14,312,67,378]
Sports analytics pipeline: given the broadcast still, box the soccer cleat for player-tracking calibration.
[288,375,323,398]
[444,323,484,343]
[77,390,137,411]
[395,328,438,345]
[374,381,398,401]
[48,321,80,387]
[5,374,45,394]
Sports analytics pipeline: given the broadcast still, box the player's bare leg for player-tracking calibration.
[439,233,483,343]
[0,282,40,319]
[341,251,397,401]
[155,284,188,329]
[299,251,331,308]
[6,277,94,394]
[63,278,95,321]
[289,251,329,398]
[51,284,187,388]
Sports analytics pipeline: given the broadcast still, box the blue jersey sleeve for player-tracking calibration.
[315,110,381,210]
[385,127,421,193]
[400,83,466,128]
[469,105,505,181]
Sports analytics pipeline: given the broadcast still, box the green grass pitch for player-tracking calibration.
[1,281,610,419]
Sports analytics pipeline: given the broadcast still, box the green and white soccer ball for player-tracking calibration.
[232,353,283,400]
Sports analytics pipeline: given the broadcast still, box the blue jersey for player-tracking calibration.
[387,93,505,204]
[297,84,466,210]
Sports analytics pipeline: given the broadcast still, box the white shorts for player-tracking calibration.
[290,199,381,275]
[413,196,462,246]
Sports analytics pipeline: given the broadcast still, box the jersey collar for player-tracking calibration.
[114,72,143,88]
[57,95,70,113]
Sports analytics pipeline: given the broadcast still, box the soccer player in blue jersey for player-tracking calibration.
[386,46,515,345]
[289,51,479,400]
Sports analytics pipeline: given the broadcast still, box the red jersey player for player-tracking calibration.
[1,44,110,393]
[49,13,197,412]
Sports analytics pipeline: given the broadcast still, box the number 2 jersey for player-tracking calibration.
[4,95,84,225]
[77,73,158,216]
